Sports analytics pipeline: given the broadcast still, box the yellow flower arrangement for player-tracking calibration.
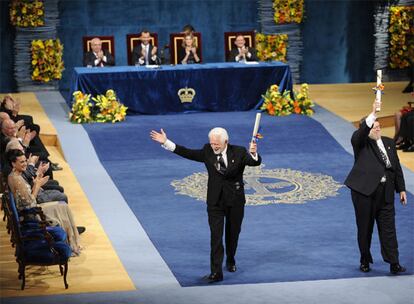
[292,83,314,115]
[92,90,128,123]
[260,83,314,116]
[10,0,44,27]
[31,39,64,82]
[273,0,304,24]
[70,89,128,123]
[69,91,93,123]
[255,33,288,62]
[389,6,414,69]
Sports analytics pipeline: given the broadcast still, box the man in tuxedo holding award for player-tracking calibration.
[150,126,261,283]
[345,99,407,275]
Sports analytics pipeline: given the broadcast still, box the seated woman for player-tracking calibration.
[7,149,82,255]
[178,33,200,64]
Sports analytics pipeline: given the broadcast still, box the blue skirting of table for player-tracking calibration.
[70,62,293,114]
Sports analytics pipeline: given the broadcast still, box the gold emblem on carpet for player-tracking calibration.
[171,165,343,205]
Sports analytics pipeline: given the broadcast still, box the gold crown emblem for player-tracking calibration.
[178,87,196,103]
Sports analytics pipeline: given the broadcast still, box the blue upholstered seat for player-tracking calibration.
[6,191,71,290]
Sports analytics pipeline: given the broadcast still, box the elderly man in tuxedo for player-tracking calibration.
[131,30,160,66]
[227,34,257,62]
[150,127,261,283]
[83,37,115,67]
[345,99,407,275]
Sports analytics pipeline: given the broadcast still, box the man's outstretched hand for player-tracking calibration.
[150,129,167,144]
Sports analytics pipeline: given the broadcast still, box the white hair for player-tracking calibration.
[208,127,229,143]
[5,138,21,152]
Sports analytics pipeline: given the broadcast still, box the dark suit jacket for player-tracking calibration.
[131,44,160,65]
[344,120,405,202]
[83,49,115,67]
[174,143,261,206]
[227,47,258,62]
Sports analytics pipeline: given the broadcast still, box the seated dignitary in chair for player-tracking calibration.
[131,30,160,66]
[83,37,115,67]
[178,33,201,64]
[227,34,257,63]
[150,127,261,283]
[345,99,407,275]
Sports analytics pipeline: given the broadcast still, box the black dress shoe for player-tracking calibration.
[202,272,223,283]
[360,263,370,273]
[51,163,63,171]
[390,263,406,275]
[77,226,86,234]
[403,144,414,152]
[226,263,237,272]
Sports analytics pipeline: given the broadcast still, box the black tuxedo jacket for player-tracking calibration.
[131,44,160,65]
[83,50,115,67]
[174,143,261,207]
[345,120,405,202]
[227,47,258,62]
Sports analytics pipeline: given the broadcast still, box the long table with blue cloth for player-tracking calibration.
[70,62,293,114]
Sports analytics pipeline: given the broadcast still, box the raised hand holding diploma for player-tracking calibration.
[251,113,261,143]
[373,69,384,112]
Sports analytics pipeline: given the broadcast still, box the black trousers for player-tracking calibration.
[207,199,244,274]
[351,183,399,265]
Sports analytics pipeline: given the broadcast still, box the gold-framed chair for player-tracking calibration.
[169,32,202,65]
[126,33,159,66]
[82,35,115,60]
[224,31,255,61]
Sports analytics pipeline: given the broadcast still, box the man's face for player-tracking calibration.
[235,36,245,48]
[210,135,227,154]
[2,120,16,137]
[141,32,151,45]
[369,121,381,140]
[91,39,102,53]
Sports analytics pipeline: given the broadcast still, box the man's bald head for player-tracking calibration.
[1,118,16,137]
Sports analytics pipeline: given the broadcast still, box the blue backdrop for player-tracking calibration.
[0,0,409,92]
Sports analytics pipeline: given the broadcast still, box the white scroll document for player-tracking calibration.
[251,113,261,142]
[375,69,382,112]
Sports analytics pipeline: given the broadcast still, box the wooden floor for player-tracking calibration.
[0,83,413,297]
[0,93,135,297]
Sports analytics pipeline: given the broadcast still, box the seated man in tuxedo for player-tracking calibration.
[83,37,115,67]
[131,30,160,66]
[227,34,257,63]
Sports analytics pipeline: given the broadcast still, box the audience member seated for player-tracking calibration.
[182,24,195,35]
[7,149,82,255]
[1,94,40,134]
[178,33,201,64]
[83,37,115,67]
[227,34,257,62]
[1,118,57,178]
[4,139,68,202]
[395,103,414,152]
[131,30,160,66]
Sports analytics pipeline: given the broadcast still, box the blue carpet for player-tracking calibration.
[82,111,414,286]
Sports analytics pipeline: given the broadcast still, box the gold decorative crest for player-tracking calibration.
[178,87,196,103]
[171,164,343,205]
